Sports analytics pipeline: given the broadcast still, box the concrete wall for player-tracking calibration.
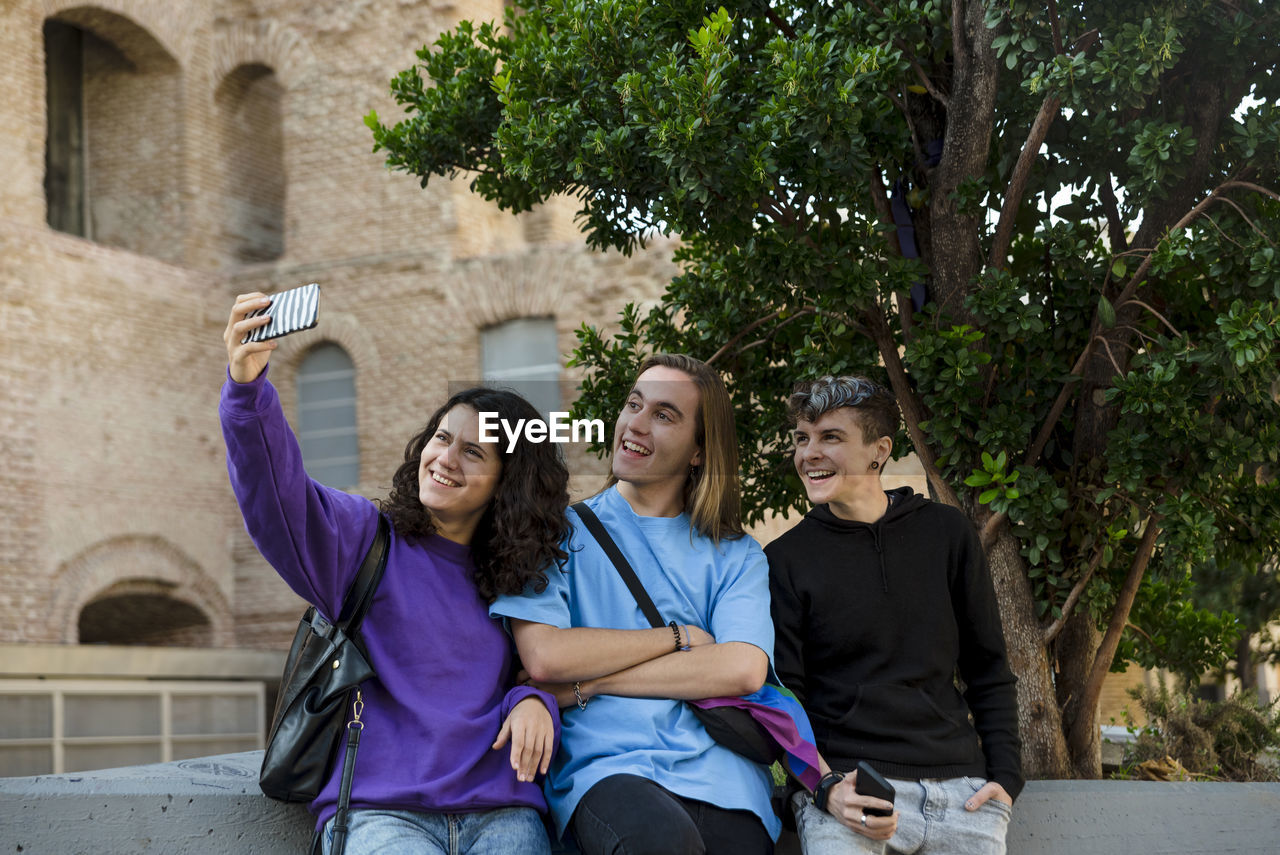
[0,752,312,854]
[3,752,1279,854]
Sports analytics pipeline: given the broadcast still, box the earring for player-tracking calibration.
[869,461,880,471]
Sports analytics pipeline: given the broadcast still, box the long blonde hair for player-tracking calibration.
[606,353,744,543]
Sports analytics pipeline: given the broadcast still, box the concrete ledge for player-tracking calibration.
[3,752,1279,853]
[0,752,312,854]
[1005,779,1280,854]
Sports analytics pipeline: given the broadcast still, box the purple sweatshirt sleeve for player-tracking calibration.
[500,685,562,756]
[219,367,378,619]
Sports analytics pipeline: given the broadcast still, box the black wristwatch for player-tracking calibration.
[813,770,845,812]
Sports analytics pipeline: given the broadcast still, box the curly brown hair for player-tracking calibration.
[377,387,570,602]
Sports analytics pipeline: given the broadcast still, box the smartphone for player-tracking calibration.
[242,283,320,343]
[854,760,895,816]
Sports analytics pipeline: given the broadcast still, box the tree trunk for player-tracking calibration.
[928,0,999,318]
[986,529,1072,779]
[1236,633,1256,692]
[1065,518,1161,771]
[1055,610,1103,778]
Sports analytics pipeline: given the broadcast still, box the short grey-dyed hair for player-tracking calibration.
[787,375,900,443]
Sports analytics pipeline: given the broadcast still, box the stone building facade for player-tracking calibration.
[0,0,680,666]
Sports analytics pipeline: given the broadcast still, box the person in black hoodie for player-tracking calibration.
[766,375,1022,854]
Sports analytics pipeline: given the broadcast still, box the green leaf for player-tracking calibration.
[1098,296,1117,329]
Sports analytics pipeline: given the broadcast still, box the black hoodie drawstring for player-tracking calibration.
[871,523,888,593]
[815,488,913,593]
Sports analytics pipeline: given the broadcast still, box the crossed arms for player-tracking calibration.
[512,621,768,706]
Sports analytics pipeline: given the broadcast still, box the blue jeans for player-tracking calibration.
[321,806,551,855]
[793,776,1010,855]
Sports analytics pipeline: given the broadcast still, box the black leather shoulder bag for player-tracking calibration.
[259,514,391,855]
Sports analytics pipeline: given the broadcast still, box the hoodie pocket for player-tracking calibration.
[841,684,980,767]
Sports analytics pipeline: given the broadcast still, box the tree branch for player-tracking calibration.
[1213,195,1278,247]
[1046,0,1064,55]
[863,304,964,509]
[1199,212,1245,250]
[989,94,1061,270]
[1115,180,1279,309]
[868,168,901,255]
[1093,334,1125,376]
[1043,547,1104,645]
[885,90,925,166]
[860,0,949,107]
[1126,299,1182,337]
[1068,515,1162,754]
[1099,175,1129,254]
[980,341,1088,550]
[763,7,797,41]
[704,306,816,366]
[1003,177,1280,532]
[868,168,916,344]
[910,62,950,109]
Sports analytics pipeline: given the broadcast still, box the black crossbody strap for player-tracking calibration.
[572,501,665,629]
[326,514,388,855]
[336,514,391,635]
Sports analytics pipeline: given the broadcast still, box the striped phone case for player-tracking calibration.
[242,283,320,343]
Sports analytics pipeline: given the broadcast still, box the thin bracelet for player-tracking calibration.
[679,624,691,651]
[573,681,588,711]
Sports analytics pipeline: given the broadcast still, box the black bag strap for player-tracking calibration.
[335,514,391,636]
[573,501,665,629]
[324,515,388,855]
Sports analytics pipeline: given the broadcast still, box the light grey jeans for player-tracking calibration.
[320,806,550,855]
[793,776,1010,855]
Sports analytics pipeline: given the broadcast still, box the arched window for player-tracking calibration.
[43,20,87,236]
[215,64,285,264]
[297,344,359,488]
[481,317,561,418]
[78,582,210,646]
[42,11,184,261]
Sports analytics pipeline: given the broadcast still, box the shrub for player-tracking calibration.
[1118,684,1280,782]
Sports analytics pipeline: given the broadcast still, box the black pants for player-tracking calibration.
[569,773,774,855]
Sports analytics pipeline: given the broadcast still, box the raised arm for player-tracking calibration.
[219,292,375,616]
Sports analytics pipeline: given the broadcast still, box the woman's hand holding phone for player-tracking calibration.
[225,292,278,383]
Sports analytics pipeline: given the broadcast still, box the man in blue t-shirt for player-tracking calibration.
[491,353,778,854]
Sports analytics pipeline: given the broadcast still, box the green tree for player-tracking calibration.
[369,0,1280,777]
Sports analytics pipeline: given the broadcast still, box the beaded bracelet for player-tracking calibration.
[669,620,691,651]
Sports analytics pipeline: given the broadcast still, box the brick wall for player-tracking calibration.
[0,0,674,653]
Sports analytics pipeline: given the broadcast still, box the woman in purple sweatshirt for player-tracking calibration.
[221,293,569,854]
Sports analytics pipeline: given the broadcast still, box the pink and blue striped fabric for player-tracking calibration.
[692,678,822,792]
